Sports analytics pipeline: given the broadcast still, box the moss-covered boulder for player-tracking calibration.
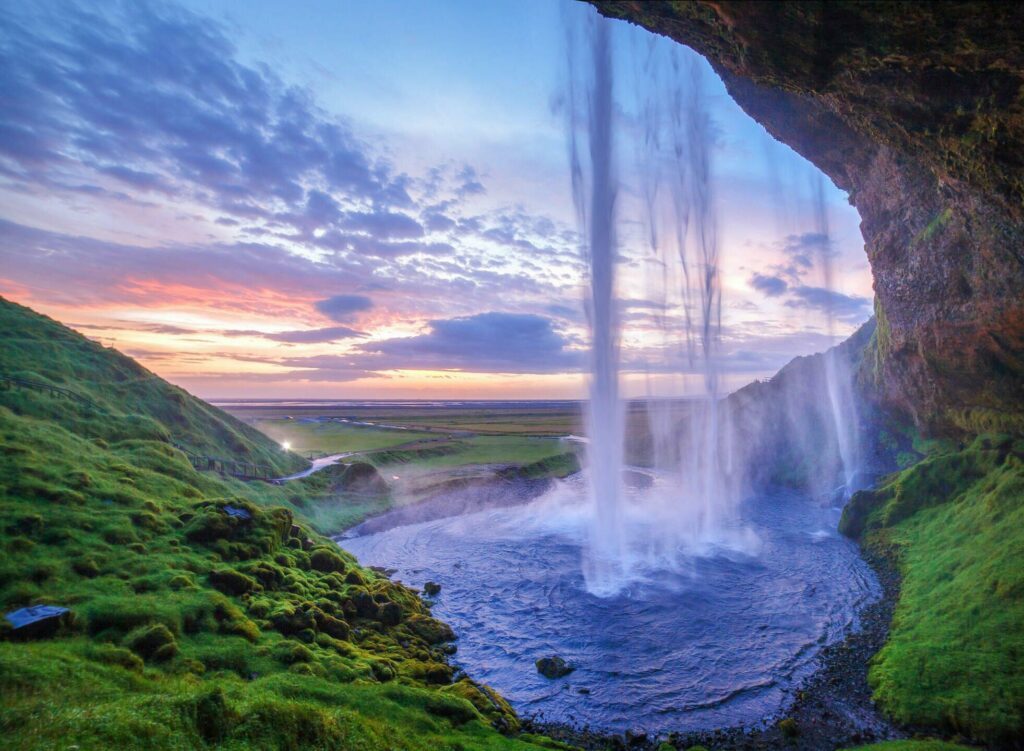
[405,614,455,644]
[125,623,178,662]
[309,548,347,573]
[442,679,521,733]
[209,568,259,596]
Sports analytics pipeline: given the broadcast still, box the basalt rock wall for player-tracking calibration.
[593,1,1024,436]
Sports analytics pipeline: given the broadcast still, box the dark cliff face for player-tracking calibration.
[593,1,1024,436]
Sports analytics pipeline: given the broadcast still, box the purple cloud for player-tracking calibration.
[314,294,374,322]
[264,326,365,343]
[359,312,580,373]
[750,273,789,297]
[786,285,871,322]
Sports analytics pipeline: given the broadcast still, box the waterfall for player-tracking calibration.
[566,17,626,595]
[565,12,861,596]
[566,17,743,597]
[810,174,862,497]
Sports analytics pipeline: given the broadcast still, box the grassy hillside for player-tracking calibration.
[846,742,974,751]
[840,434,1024,745]
[0,297,304,476]
[0,299,564,750]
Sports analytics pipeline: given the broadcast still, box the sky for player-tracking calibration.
[0,0,873,400]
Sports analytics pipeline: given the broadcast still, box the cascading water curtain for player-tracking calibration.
[632,39,735,544]
[565,15,627,596]
[566,13,746,595]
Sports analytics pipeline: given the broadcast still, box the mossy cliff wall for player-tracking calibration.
[593,1,1024,437]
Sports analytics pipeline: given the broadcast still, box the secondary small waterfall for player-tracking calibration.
[811,174,862,497]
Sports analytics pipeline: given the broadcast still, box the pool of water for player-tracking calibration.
[341,476,878,733]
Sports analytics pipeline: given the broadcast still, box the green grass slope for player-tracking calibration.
[845,742,975,751]
[840,435,1024,745]
[0,300,561,750]
[0,297,304,476]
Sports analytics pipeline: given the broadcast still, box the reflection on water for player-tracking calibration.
[342,476,878,733]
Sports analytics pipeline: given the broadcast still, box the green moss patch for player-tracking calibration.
[844,742,974,751]
[841,435,1024,744]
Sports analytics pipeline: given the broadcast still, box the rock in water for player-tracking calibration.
[423,581,441,596]
[625,728,648,746]
[536,655,574,679]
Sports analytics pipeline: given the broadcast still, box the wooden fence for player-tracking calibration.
[0,374,101,409]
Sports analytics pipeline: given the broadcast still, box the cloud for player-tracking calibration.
[264,326,365,343]
[314,294,374,322]
[359,312,580,373]
[621,327,850,376]
[0,0,582,335]
[455,165,486,197]
[0,216,566,330]
[312,230,454,258]
[95,165,173,193]
[545,303,582,321]
[268,354,378,382]
[781,232,831,268]
[785,285,871,322]
[342,210,424,239]
[0,218,373,313]
[621,298,665,310]
[749,273,788,297]
[0,1,413,235]
[187,364,376,384]
[423,207,457,232]
[73,321,196,336]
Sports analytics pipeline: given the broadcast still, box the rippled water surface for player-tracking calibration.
[341,479,878,733]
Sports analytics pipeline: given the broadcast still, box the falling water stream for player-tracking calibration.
[566,14,752,598]
[569,18,628,596]
[811,174,863,497]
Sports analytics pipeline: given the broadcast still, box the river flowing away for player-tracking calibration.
[341,474,879,733]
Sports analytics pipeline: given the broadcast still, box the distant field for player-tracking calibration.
[219,399,695,469]
[370,434,571,470]
[254,419,437,456]
[219,402,582,471]
[220,401,584,437]
[376,411,579,435]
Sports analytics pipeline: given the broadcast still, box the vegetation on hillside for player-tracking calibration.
[0,299,563,750]
[846,742,974,751]
[0,298,304,476]
[840,434,1024,745]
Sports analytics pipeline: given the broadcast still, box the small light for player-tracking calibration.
[282,441,291,451]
